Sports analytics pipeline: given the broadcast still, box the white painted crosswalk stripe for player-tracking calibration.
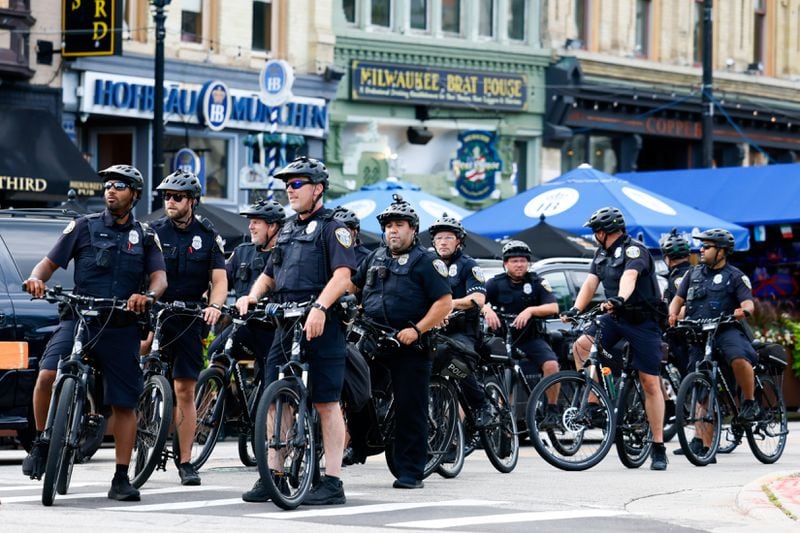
[0,482,104,492]
[246,499,507,519]
[1,485,229,504]
[101,498,244,512]
[387,509,627,529]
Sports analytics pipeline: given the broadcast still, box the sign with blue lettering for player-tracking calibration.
[259,60,295,107]
[451,131,502,201]
[198,80,232,132]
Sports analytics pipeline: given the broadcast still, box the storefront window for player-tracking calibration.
[561,134,617,175]
[343,0,356,23]
[635,0,650,57]
[372,0,391,27]
[252,0,273,52]
[508,0,526,41]
[478,0,495,38]
[164,134,230,200]
[410,0,428,31]
[753,0,766,67]
[181,0,203,44]
[442,0,461,34]
[693,0,703,65]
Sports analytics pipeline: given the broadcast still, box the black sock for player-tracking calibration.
[180,462,192,468]
[115,464,128,478]
[653,442,665,452]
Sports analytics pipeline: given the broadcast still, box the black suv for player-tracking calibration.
[0,209,78,449]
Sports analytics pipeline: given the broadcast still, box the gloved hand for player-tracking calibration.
[560,307,580,319]
[605,296,625,310]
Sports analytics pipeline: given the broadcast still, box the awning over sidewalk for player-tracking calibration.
[618,164,800,226]
[0,107,99,205]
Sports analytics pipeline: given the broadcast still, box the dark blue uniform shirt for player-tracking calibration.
[486,271,556,342]
[226,243,271,298]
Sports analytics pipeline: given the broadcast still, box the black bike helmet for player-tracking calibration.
[428,212,466,241]
[584,206,625,233]
[376,194,419,230]
[273,156,329,191]
[660,228,691,259]
[98,164,144,193]
[332,206,361,231]
[156,170,202,198]
[502,240,532,260]
[695,228,735,252]
[240,199,286,224]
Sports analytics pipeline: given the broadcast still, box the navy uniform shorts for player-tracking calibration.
[689,327,757,368]
[39,320,143,409]
[160,312,205,381]
[266,317,346,403]
[585,313,662,376]
[515,337,558,368]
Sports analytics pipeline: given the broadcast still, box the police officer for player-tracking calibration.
[206,200,285,377]
[668,229,757,431]
[333,206,371,266]
[428,213,493,425]
[349,194,452,489]
[660,229,693,375]
[236,156,356,505]
[562,207,668,470]
[482,240,560,425]
[149,170,227,486]
[22,164,167,501]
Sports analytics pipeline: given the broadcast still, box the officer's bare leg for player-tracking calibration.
[572,334,593,370]
[316,401,345,478]
[639,371,665,442]
[174,378,198,463]
[33,369,56,432]
[731,358,755,401]
[111,406,136,466]
[542,360,560,404]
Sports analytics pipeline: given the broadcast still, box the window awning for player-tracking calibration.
[0,107,100,205]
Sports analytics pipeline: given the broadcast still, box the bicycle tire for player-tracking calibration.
[661,365,681,443]
[174,367,227,469]
[237,378,261,467]
[436,417,465,479]
[746,377,788,464]
[717,400,742,454]
[675,372,721,466]
[75,382,107,463]
[614,378,653,469]
[42,379,78,506]
[131,374,174,488]
[526,371,615,471]
[254,378,315,510]
[424,377,459,477]
[480,380,519,473]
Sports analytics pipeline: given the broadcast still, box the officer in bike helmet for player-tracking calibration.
[149,169,228,486]
[668,229,758,429]
[21,164,167,501]
[483,240,560,426]
[333,206,371,265]
[659,229,693,375]
[236,156,356,505]
[428,214,494,428]
[562,206,668,470]
[348,194,452,489]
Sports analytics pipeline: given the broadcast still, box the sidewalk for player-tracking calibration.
[736,470,800,524]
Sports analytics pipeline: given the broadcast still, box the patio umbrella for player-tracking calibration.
[142,203,250,251]
[462,164,750,250]
[510,215,597,259]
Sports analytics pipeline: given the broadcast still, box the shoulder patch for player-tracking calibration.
[335,227,352,248]
[674,276,684,289]
[540,278,553,292]
[153,232,162,252]
[432,259,448,277]
[471,266,485,283]
[741,275,752,290]
[625,246,641,259]
[215,234,225,255]
[62,220,76,234]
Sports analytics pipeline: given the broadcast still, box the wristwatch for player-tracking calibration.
[311,302,328,313]
[145,290,157,300]
[210,303,222,311]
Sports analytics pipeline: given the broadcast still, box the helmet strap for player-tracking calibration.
[297,189,323,217]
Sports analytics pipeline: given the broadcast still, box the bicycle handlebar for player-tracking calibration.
[44,286,128,312]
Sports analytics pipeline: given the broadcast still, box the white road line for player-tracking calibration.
[101,498,244,512]
[0,482,104,492]
[1,485,229,504]
[246,499,507,520]
[387,509,627,529]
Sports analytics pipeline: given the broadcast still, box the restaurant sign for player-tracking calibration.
[350,61,527,111]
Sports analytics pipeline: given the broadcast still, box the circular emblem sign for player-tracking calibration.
[259,60,295,107]
[198,80,231,132]
[523,187,580,218]
[173,148,201,175]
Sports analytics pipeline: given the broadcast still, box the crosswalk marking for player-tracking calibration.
[0,482,104,492]
[1,485,228,504]
[246,499,507,519]
[387,509,627,529]
[101,498,244,512]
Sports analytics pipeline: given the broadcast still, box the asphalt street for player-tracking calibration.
[1,422,798,532]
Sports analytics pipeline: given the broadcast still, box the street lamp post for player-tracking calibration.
[701,0,714,168]
[151,0,171,211]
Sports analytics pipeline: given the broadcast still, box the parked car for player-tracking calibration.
[0,209,78,450]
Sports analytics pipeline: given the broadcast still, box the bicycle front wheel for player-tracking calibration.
[435,416,465,479]
[615,378,653,469]
[131,374,174,488]
[746,377,788,464]
[42,378,79,506]
[676,372,721,466]
[424,377,459,477]
[526,371,615,471]
[174,367,227,469]
[480,381,519,473]
[254,378,315,510]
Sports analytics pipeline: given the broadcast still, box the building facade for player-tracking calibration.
[327,0,549,209]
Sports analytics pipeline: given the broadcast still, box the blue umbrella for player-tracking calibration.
[462,165,750,250]
[360,177,422,191]
[327,187,471,235]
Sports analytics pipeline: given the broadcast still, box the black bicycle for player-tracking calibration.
[674,315,788,466]
[38,287,128,506]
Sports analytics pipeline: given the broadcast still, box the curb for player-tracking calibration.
[736,470,800,523]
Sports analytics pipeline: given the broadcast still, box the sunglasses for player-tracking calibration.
[163,192,189,202]
[286,179,313,190]
[104,181,130,191]
[700,243,716,250]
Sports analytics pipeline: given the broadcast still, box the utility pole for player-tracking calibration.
[151,0,171,211]
[701,0,714,168]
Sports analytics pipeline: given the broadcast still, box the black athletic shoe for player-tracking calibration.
[178,462,201,486]
[302,475,346,505]
[539,405,562,430]
[22,438,48,480]
[393,478,424,489]
[473,403,497,428]
[738,399,759,422]
[108,475,141,502]
[650,446,668,471]
[242,478,270,503]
